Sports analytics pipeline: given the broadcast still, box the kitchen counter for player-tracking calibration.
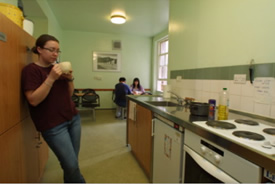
[127,95,275,173]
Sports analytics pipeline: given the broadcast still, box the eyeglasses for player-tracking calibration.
[42,47,61,54]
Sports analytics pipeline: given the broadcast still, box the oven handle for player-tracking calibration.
[184,145,239,183]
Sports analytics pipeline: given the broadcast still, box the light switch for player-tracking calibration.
[176,76,182,81]
[94,76,102,80]
[234,74,246,84]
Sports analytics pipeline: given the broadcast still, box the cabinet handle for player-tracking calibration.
[36,141,42,148]
[35,132,41,141]
[134,106,137,124]
[26,46,31,52]
[151,119,155,136]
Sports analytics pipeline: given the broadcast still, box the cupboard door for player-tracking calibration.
[19,30,36,121]
[128,118,138,155]
[0,123,24,182]
[21,116,40,182]
[0,14,21,134]
[127,101,138,155]
[136,104,153,178]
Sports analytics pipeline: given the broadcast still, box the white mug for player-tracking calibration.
[59,61,72,74]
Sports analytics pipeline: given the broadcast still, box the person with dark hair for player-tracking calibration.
[130,77,145,95]
[21,34,85,183]
[114,77,132,118]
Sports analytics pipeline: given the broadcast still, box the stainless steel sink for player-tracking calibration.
[146,101,179,107]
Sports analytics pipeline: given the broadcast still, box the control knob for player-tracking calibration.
[214,154,221,163]
[262,141,272,149]
[200,146,207,154]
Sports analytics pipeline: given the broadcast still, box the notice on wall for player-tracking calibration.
[253,77,275,104]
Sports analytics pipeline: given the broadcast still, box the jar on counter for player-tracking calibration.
[208,99,216,120]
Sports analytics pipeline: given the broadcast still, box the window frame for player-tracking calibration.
[156,37,169,92]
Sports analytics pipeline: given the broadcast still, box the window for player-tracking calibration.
[156,38,169,92]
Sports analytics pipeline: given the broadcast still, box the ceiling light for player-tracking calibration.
[110,15,126,24]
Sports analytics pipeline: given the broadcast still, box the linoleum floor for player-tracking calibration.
[40,109,149,183]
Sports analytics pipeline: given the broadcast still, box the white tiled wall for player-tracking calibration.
[170,79,275,119]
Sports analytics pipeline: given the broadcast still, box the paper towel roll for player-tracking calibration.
[163,85,171,98]
[23,19,34,36]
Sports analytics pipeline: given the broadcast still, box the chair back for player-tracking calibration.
[82,89,100,108]
[82,88,96,94]
[74,89,80,93]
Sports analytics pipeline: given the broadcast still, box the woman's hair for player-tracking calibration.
[32,34,59,54]
[132,78,141,89]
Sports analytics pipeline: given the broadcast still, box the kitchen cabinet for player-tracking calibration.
[0,13,48,182]
[127,100,153,179]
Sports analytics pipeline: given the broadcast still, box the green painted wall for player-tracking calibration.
[0,0,17,6]
[36,0,63,43]
[62,31,151,89]
[31,17,48,39]
[169,0,275,73]
[0,0,18,7]
[59,30,152,108]
[60,31,152,109]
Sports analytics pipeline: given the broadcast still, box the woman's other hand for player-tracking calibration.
[61,70,74,81]
[48,64,63,81]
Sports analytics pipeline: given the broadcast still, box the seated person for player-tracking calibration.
[114,77,132,118]
[130,77,145,95]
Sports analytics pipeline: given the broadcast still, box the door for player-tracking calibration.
[182,145,238,183]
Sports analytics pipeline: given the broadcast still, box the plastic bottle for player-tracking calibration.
[218,88,229,120]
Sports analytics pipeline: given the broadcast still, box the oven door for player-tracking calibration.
[182,145,239,183]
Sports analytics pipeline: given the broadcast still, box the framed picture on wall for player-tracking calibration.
[92,51,121,72]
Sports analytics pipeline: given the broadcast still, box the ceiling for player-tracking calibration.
[22,0,169,37]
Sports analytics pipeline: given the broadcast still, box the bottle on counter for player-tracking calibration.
[218,88,229,120]
[208,99,216,120]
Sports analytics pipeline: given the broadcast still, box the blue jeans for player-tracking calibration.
[41,114,85,183]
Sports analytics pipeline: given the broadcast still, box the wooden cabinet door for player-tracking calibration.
[0,14,35,135]
[0,123,24,182]
[136,104,153,178]
[128,118,138,155]
[21,116,40,182]
[0,14,21,134]
[127,101,138,155]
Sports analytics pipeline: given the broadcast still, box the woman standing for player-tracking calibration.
[130,77,145,95]
[21,34,85,183]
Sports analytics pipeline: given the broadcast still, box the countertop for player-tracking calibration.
[127,95,275,173]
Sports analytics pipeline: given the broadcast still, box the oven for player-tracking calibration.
[182,118,275,183]
[182,129,262,183]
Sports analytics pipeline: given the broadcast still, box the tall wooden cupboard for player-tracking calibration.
[0,13,48,182]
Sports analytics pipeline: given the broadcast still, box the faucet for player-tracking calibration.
[168,91,184,105]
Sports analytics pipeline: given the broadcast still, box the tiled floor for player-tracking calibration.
[40,109,149,183]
